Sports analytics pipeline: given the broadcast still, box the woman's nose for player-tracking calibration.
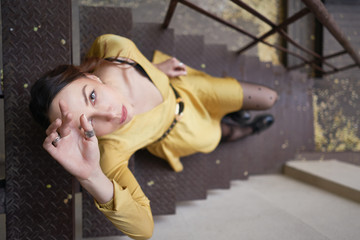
[95,111,115,121]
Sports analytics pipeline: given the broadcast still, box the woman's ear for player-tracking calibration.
[85,73,102,83]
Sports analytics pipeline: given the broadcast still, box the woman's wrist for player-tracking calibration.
[78,169,114,204]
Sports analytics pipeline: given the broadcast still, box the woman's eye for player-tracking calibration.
[89,90,96,104]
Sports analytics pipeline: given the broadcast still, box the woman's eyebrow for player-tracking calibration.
[82,84,89,106]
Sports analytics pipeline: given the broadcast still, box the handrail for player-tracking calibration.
[287,50,349,72]
[162,0,360,75]
[236,7,311,54]
[164,0,325,73]
[231,0,337,72]
[163,0,178,29]
[301,0,360,67]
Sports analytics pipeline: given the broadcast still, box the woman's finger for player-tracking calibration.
[171,57,180,65]
[58,100,73,137]
[170,66,187,77]
[172,58,187,75]
[46,118,62,136]
[56,112,73,138]
[43,132,59,152]
[59,99,70,117]
[80,114,96,142]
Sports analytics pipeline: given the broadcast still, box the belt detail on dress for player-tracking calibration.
[156,84,184,142]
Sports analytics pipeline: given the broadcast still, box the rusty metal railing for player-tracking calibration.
[162,0,360,76]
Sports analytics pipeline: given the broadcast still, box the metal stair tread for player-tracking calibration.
[132,22,175,60]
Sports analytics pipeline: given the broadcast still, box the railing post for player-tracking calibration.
[301,0,360,68]
[162,0,179,29]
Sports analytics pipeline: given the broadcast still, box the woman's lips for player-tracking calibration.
[119,105,127,124]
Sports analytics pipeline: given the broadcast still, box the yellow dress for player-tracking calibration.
[86,34,243,239]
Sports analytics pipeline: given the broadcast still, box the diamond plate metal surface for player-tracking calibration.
[132,23,175,61]
[175,154,208,201]
[204,44,228,77]
[174,34,204,70]
[79,6,132,59]
[134,150,176,215]
[82,190,124,238]
[2,0,73,239]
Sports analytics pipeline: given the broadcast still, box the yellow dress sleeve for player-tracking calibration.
[95,140,154,240]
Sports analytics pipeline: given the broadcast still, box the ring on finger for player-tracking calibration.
[85,129,95,139]
[52,136,61,146]
[178,62,184,67]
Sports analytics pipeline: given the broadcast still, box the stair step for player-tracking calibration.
[2,1,75,238]
[174,34,205,70]
[144,175,360,240]
[295,152,360,166]
[132,22,175,61]
[225,51,246,82]
[203,43,228,77]
[284,160,360,203]
[204,147,232,190]
[79,6,133,59]
[134,150,176,215]
[176,154,208,201]
[243,56,261,84]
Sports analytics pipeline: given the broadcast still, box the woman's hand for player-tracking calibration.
[154,57,187,78]
[43,100,101,181]
[43,100,114,203]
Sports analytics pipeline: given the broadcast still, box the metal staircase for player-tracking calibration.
[1,0,359,239]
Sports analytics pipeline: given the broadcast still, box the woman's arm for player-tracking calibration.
[96,162,154,240]
[77,167,114,204]
[43,100,153,239]
[153,57,187,78]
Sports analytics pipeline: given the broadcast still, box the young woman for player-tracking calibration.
[30,34,277,239]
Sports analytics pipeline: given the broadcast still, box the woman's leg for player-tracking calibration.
[221,82,277,142]
[241,82,278,110]
[221,123,252,142]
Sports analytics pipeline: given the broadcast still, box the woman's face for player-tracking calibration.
[48,75,133,137]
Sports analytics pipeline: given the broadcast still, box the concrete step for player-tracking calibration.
[295,151,360,166]
[101,174,360,240]
[284,159,360,203]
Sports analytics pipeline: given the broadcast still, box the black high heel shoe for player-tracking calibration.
[248,114,274,134]
[225,110,251,125]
